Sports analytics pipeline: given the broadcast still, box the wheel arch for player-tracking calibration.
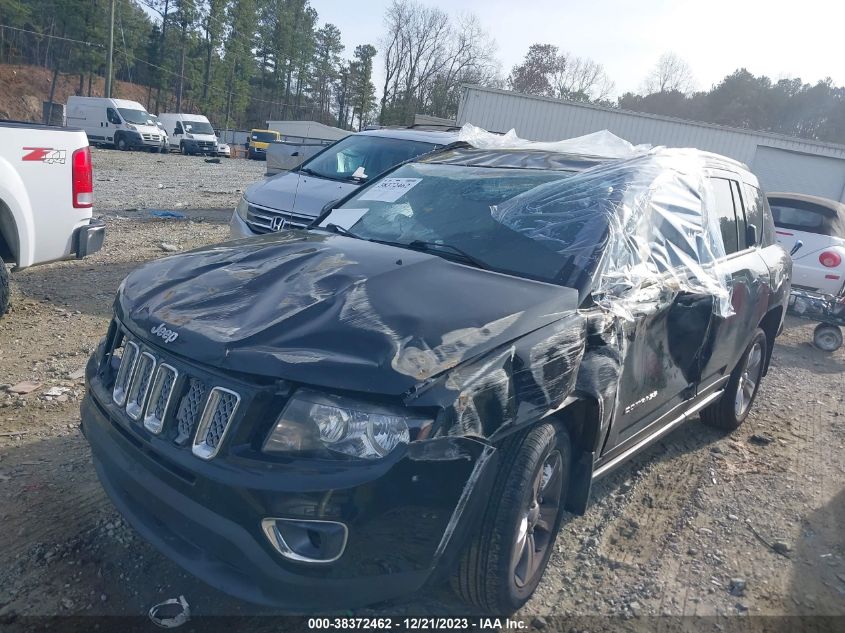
[544,396,601,515]
[758,305,783,375]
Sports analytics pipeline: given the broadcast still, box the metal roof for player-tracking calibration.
[458,85,845,161]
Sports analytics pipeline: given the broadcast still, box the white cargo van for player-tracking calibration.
[66,97,164,152]
[158,113,219,155]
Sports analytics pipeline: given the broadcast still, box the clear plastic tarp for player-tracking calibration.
[459,126,732,320]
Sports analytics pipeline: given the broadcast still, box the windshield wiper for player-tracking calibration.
[405,240,489,270]
[322,223,362,240]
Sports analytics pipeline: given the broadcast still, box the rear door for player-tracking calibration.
[699,174,771,385]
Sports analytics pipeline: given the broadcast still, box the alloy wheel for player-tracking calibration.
[512,449,563,588]
[734,340,763,417]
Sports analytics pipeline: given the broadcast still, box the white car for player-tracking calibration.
[217,142,231,158]
[768,192,845,295]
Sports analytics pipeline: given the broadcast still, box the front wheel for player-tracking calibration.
[451,423,571,613]
[701,328,767,430]
[116,135,129,151]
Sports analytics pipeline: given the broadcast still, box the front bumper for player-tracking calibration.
[182,139,218,154]
[73,218,105,258]
[81,353,494,609]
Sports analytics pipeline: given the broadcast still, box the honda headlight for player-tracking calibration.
[235,196,249,220]
[263,390,427,459]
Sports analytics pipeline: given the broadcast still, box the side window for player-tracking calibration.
[710,177,739,255]
[730,181,748,248]
[760,195,776,246]
[106,108,121,125]
[741,183,765,247]
[175,122,184,135]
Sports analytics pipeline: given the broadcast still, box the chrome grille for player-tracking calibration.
[106,329,242,459]
[192,387,240,460]
[142,133,161,142]
[112,341,139,406]
[245,203,313,234]
[175,378,209,446]
[126,352,156,420]
[143,364,178,434]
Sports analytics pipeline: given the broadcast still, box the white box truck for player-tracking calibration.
[66,96,165,152]
[157,113,219,155]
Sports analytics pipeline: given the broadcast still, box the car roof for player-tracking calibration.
[357,128,460,144]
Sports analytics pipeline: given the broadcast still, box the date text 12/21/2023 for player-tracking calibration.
[306,617,528,630]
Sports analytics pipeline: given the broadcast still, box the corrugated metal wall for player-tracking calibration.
[457,86,845,201]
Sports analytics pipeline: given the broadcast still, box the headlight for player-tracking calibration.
[125,124,136,131]
[263,390,428,459]
[235,196,249,220]
[186,133,194,139]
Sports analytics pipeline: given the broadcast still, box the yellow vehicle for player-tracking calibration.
[247,129,281,160]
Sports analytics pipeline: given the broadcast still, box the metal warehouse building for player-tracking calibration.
[457,85,845,202]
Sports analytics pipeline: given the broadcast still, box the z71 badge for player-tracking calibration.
[22,147,66,164]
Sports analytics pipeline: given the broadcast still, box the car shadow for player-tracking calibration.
[787,489,845,617]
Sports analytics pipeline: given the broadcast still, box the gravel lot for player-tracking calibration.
[0,149,843,627]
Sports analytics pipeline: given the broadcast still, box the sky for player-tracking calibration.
[312,0,845,97]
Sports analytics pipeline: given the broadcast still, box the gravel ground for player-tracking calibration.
[91,146,266,212]
[0,149,843,628]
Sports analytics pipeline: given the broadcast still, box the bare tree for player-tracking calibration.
[552,53,614,102]
[643,52,695,95]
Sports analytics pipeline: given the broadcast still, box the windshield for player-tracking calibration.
[321,162,612,286]
[118,108,154,126]
[301,135,437,183]
[184,120,214,135]
[252,131,278,142]
[150,116,165,131]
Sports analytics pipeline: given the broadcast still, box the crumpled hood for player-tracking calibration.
[245,171,358,218]
[116,232,579,395]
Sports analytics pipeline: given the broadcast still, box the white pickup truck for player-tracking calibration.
[0,121,105,316]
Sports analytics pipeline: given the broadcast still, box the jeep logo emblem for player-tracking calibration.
[270,216,287,231]
[151,323,179,343]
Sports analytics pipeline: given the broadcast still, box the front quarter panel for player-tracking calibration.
[407,312,587,441]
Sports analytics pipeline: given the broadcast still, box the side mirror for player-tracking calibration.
[746,225,758,247]
[790,240,804,257]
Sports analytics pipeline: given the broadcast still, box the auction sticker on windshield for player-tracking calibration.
[358,178,422,202]
[318,208,369,229]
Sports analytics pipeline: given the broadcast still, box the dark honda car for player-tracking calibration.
[81,142,790,613]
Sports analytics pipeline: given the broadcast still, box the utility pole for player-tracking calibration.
[105,0,115,97]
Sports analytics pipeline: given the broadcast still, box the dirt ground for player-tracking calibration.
[0,150,843,627]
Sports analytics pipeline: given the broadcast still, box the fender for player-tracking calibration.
[0,154,35,268]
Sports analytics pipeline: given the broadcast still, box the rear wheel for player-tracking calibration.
[813,324,843,352]
[701,328,767,430]
[0,263,10,317]
[451,423,570,613]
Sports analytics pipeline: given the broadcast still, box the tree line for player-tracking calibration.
[0,0,500,131]
[1,0,844,145]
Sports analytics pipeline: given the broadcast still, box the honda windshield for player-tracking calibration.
[301,135,437,183]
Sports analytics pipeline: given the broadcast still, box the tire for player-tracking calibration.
[813,324,843,352]
[116,134,129,151]
[701,328,767,430]
[451,423,571,614]
[180,143,190,156]
[0,263,10,317]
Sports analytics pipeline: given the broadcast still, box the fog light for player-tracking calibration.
[261,518,348,564]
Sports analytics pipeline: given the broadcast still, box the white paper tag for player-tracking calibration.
[318,208,369,229]
[358,178,422,203]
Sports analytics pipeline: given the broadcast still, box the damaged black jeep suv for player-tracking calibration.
[81,140,790,613]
